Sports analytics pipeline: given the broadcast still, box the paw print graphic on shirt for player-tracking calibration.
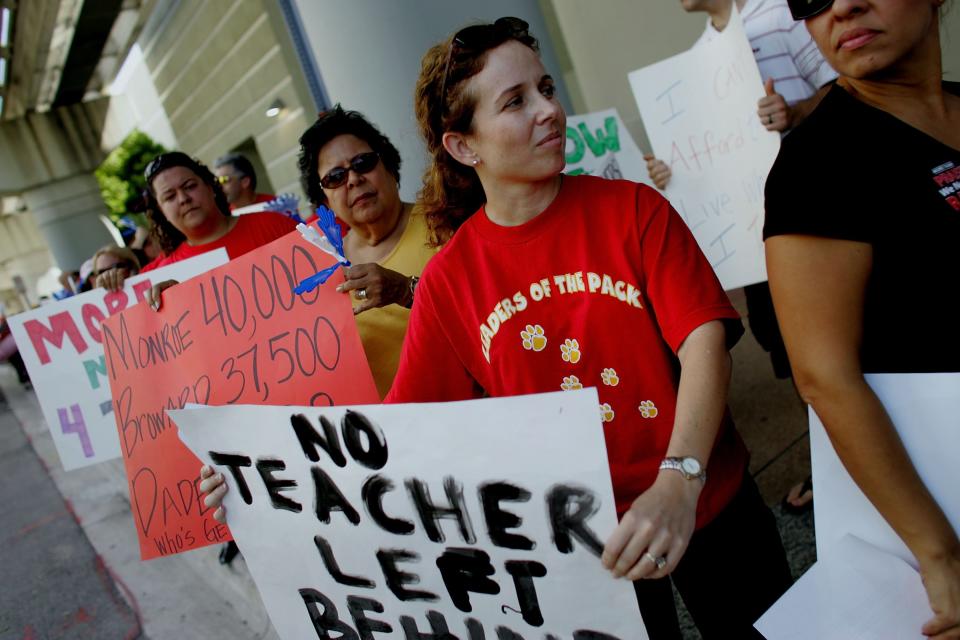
[520,324,547,351]
[560,338,581,364]
[599,403,615,423]
[638,400,658,419]
[601,368,619,386]
[561,375,583,391]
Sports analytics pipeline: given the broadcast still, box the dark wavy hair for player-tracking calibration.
[298,105,402,209]
[143,152,231,254]
[414,19,539,246]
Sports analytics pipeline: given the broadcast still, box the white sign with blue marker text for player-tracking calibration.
[628,7,779,290]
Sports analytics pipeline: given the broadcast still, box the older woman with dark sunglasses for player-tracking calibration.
[765,0,960,636]
[381,17,791,639]
[297,105,436,399]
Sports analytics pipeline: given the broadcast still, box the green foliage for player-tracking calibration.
[95,130,169,224]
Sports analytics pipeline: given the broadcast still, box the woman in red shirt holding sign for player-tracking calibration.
[202,19,790,638]
[386,18,790,639]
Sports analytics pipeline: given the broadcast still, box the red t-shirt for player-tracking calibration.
[141,212,298,272]
[386,175,748,528]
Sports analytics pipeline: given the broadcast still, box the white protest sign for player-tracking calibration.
[809,373,960,564]
[564,109,653,188]
[755,534,929,639]
[172,389,646,639]
[628,7,779,290]
[8,250,228,470]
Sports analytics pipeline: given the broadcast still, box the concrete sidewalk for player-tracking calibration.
[0,367,279,640]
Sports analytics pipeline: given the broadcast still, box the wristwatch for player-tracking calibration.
[659,456,706,482]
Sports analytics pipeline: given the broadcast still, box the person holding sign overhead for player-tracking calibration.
[764,0,960,636]
[391,17,790,639]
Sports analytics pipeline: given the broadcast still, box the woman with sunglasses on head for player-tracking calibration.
[383,17,791,639]
[297,105,436,398]
[764,0,960,636]
[99,153,297,308]
[140,152,297,274]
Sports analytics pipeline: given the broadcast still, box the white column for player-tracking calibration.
[21,174,118,271]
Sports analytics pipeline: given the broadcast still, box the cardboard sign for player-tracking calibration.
[564,108,653,188]
[101,231,378,560]
[628,7,779,290]
[7,251,228,470]
[171,389,647,639]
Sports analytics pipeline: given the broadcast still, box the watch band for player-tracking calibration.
[659,456,706,482]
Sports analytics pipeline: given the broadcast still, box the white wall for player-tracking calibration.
[101,44,179,151]
[291,0,573,202]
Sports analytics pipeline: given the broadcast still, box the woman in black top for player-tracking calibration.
[764,0,959,636]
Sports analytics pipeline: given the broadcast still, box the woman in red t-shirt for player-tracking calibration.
[390,18,789,639]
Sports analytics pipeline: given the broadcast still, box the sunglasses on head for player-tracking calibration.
[439,17,532,103]
[319,151,381,190]
[144,151,197,184]
[787,0,832,20]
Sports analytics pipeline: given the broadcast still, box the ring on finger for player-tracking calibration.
[356,288,367,300]
[644,551,667,571]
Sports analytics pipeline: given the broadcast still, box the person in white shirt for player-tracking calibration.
[647,0,838,187]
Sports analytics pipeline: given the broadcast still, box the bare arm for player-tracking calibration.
[602,320,730,579]
[767,235,960,637]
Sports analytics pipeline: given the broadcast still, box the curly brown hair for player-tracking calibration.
[414,18,539,247]
[142,152,231,254]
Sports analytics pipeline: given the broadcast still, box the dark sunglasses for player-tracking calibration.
[787,0,832,20]
[319,151,380,190]
[439,17,531,104]
[96,262,133,276]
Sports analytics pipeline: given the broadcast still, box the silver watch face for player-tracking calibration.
[681,458,702,476]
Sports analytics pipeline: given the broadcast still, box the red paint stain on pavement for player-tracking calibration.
[17,510,69,537]
[57,606,94,633]
[21,625,37,639]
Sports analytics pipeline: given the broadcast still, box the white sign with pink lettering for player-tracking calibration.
[8,250,227,470]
